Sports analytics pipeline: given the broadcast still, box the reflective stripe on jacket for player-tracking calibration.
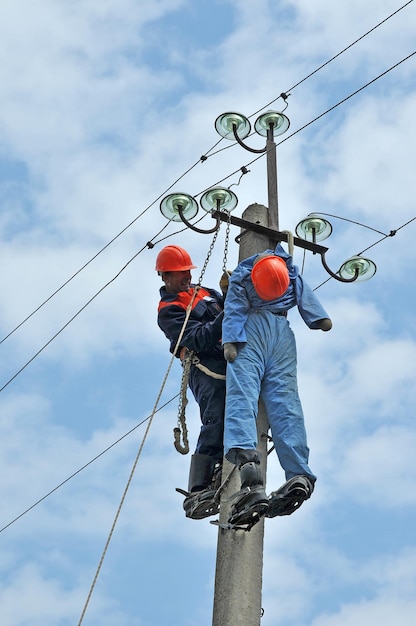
[158,284,225,375]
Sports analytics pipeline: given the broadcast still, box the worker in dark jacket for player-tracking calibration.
[156,245,226,519]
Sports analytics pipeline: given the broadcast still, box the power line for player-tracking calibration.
[0,223,171,394]
[0,393,179,534]
[313,216,415,290]
[3,2,412,348]
[0,154,208,347]
[287,1,412,93]
[231,50,415,178]
[249,0,414,117]
[280,51,416,144]
[1,49,414,394]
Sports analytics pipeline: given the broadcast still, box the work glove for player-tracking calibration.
[223,342,238,362]
[219,270,232,296]
[314,318,332,331]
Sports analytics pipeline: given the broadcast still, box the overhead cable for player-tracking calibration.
[0,220,172,394]
[2,50,415,394]
[313,216,415,290]
[250,0,414,117]
[0,393,179,534]
[3,2,412,346]
[0,154,210,347]
[238,50,416,174]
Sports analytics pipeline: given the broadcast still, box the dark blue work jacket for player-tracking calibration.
[158,284,226,377]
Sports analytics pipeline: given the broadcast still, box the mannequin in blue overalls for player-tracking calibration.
[222,243,332,527]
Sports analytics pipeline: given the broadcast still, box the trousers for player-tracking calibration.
[223,311,316,481]
[188,364,225,462]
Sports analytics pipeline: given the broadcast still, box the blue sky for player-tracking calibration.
[0,1,415,624]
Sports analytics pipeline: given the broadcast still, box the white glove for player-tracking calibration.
[223,342,238,362]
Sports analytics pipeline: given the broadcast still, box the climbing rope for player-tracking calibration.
[78,232,222,623]
[78,347,179,625]
[172,227,223,454]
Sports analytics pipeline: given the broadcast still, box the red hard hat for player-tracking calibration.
[155,245,197,272]
[251,254,290,301]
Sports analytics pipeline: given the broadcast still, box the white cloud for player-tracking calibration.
[311,598,416,626]
[0,0,415,624]
[335,426,416,506]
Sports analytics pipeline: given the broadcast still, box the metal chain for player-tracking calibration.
[174,226,221,454]
[196,226,220,286]
[174,352,191,454]
[222,210,231,273]
[219,211,232,295]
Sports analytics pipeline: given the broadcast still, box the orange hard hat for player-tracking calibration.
[155,245,197,272]
[251,254,290,301]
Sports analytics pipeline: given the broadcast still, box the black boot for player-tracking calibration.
[266,475,314,517]
[227,449,269,530]
[176,454,222,520]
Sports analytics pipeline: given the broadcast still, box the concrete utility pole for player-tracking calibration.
[212,204,271,626]
[212,128,281,626]
[157,107,376,626]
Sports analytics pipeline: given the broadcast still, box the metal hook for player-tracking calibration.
[281,230,294,256]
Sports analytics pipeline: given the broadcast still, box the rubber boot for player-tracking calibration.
[177,454,221,520]
[266,475,314,517]
[188,454,216,492]
[227,449,269,530]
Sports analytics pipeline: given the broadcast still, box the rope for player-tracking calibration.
[77,349,178,625]
[78,241,217,622]
[191,355,226,380]
[172,228,221,452]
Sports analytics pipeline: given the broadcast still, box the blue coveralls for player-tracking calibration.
[222,244,330,482]
[158,285,226,462]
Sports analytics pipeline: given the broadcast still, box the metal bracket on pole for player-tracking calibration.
[212,210,359,283]
[213,210,327,253]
